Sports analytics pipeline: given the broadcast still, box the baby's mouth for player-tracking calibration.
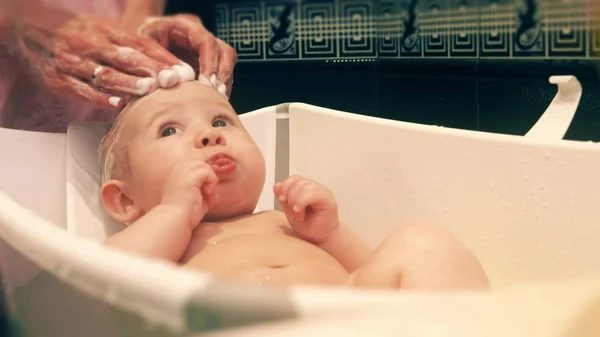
[207,153,237,176]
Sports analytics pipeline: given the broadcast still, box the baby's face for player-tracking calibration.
[116,81,265,221]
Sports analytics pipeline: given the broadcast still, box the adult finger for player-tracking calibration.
[56,74,126,109]
[111,33,196,83]
[163,17,220,79]
[110,30,182,67]
[54,54,158,96]
[216,39,237,88]
[88,45,180,88]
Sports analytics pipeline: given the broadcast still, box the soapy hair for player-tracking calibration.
[98,97,141,183]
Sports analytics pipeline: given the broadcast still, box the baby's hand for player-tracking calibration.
[161,161,219,229]
[274,175,339,245]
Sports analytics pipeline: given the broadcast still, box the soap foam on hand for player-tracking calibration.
[197,74,228,98]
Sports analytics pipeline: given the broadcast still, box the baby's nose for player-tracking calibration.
[195,130,226,147]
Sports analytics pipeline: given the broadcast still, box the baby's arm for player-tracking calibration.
[104,204,192,262]
[104,160,218,263]
[274,176,374,273]
[316,223,373,273]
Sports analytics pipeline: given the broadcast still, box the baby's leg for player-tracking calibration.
[347,225,489,290]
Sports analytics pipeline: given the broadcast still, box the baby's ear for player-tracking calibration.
[100,180,141,224]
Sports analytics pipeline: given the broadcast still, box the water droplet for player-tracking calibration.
[559,250,566,260]
[499,233,507,240]
[211,241,217,245]
[537,243,544,251]
[543,148,551,159]
[534,210,540,219]
[524,174,530,181]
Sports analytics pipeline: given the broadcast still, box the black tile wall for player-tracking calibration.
[169,0,600,141]
[564,80,600,142]
[378,74,478,131]
[229,61,380,116]
[477,78,555,136]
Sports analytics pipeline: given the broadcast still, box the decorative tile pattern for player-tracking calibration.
[301,1,338,58]
[215,0,599,60]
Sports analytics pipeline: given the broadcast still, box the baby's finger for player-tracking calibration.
[277,176,302,202]
[199,167,219,195]
[288,179,309,208]
[273,182,282,196]
[292,190,320,214]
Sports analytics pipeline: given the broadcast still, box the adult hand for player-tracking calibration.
[136,14,237,97]
[11,13,195,109]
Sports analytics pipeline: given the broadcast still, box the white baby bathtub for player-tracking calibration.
[1,75,600,337]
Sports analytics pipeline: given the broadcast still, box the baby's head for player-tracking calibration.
[98,81,266,224]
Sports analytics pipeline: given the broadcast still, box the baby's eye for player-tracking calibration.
[212,119,227,128]
[161,126,180,137]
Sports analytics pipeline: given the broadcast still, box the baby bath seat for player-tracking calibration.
[1,76,600,337]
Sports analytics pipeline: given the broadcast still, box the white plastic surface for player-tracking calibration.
[288,102,600,288]
[205,277,600,337]
[65,106,277,241]
[0,191,213,335]
[0,128,66,227]
[525,75,583,140]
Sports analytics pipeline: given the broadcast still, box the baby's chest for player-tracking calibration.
[181,212,292,262]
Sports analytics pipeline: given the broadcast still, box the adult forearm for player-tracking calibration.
[120,0,166,31]
[1,0,74,32]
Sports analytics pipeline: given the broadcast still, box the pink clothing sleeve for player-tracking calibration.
[0,0,123,133]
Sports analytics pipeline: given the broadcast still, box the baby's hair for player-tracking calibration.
[98,97,141,183]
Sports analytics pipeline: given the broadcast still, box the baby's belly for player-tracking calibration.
[183,234,349,286]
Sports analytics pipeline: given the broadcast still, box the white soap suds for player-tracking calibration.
[198,74,213,87]
[158,69,179,88]
[217,83,227,97]
[116,46,135,57]
[109,96,122,108]
[172,63,195,82]
[135,77,156,95]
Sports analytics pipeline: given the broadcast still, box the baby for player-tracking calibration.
[99,81,489,290]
